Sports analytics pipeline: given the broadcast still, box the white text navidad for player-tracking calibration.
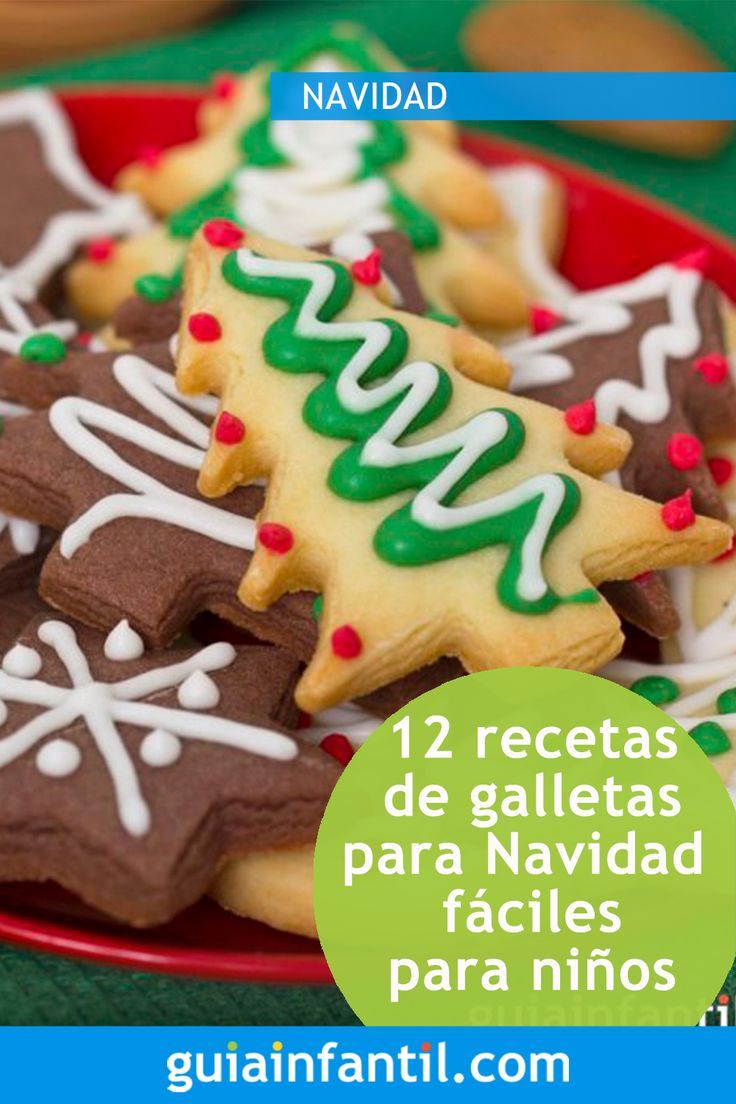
[304,79,447,113]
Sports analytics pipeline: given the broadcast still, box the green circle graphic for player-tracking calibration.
[314,668,736,1025]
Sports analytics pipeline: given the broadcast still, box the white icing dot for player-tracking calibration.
[140,729,182,767]
[104,619,144,662]
[2,643,42,678]
[36,738,81,778]
[177,670,220,710]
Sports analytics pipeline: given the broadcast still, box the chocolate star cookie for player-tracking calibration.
[0,614,338,925]
[0,88,147,294]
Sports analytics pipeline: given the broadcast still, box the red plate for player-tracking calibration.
[0,89,733,984]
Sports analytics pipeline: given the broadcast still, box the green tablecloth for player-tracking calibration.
[0,0,734,1025]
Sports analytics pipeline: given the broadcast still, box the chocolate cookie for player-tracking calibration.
[0,585,49,651]
[0,88,147,294]
[0,340,322,656]
[0,614,339,926]
[506,257,736,636]
[0,336,469,718]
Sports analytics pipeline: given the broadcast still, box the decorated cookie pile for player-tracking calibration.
[0,24,734,938]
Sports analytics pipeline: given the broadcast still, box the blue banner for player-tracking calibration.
[0,1025,732,1100]
[270,71,736,121]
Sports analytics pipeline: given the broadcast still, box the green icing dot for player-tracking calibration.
[19,333,66,364]
[134,273,175,303]
[312,595,323,621]
[690,721,732,757]
[630,675,680,706]
[716,687,736,714]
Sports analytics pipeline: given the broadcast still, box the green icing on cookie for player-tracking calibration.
[134,274,176,303]
[716,687,736,714]
[425,307,460,328]
[630,675,680,706]
[690,721,731,757]
[19,333,66,365]
[168,182,238,240]
[222,248,595,616]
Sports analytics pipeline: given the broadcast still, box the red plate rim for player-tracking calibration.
[0,893,333,984]
[0,87,732,985]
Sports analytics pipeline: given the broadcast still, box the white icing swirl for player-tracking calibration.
[233,55,393,247]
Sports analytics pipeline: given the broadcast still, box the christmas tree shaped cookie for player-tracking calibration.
[116,25,499,227]
[176,229,730,713]
[66,26,527,330]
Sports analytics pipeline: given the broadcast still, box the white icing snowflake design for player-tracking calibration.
[0,620,297,837]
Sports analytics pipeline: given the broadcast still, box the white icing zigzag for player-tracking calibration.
[0,89,149,292]
[0,619,297,837]
[0,273,76,357]
[488,164,573,309]
[505,262,703,420]
[234,248,575,606]
[47,353,256,557]
[233,55,393,247]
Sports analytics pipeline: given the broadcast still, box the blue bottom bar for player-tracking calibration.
[0,1025,732,1100]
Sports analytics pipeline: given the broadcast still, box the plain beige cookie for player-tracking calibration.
[464,0,732,159]
[176,231,729,713]
[211,845,316,938]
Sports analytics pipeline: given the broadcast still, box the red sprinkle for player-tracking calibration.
[694,352,729,385]
[673,247,710,274]
[203,218,244,249]
[76,331,93,348]
[708,455,734,486]
[320,733,355,766]
[258,522,294,555]
[187,312,221,342]
[530,304,562,335]
[661,489,696,531]
[633,572,654,585]
[86,237,115,263]
[214,411,245,445]
[564,398,596,435]
[212,72,237,100]
[331,624,363,659]
[351,249,382,286]
[667,432,703,471]
[715,535,736,562]
[138,144,161,169]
